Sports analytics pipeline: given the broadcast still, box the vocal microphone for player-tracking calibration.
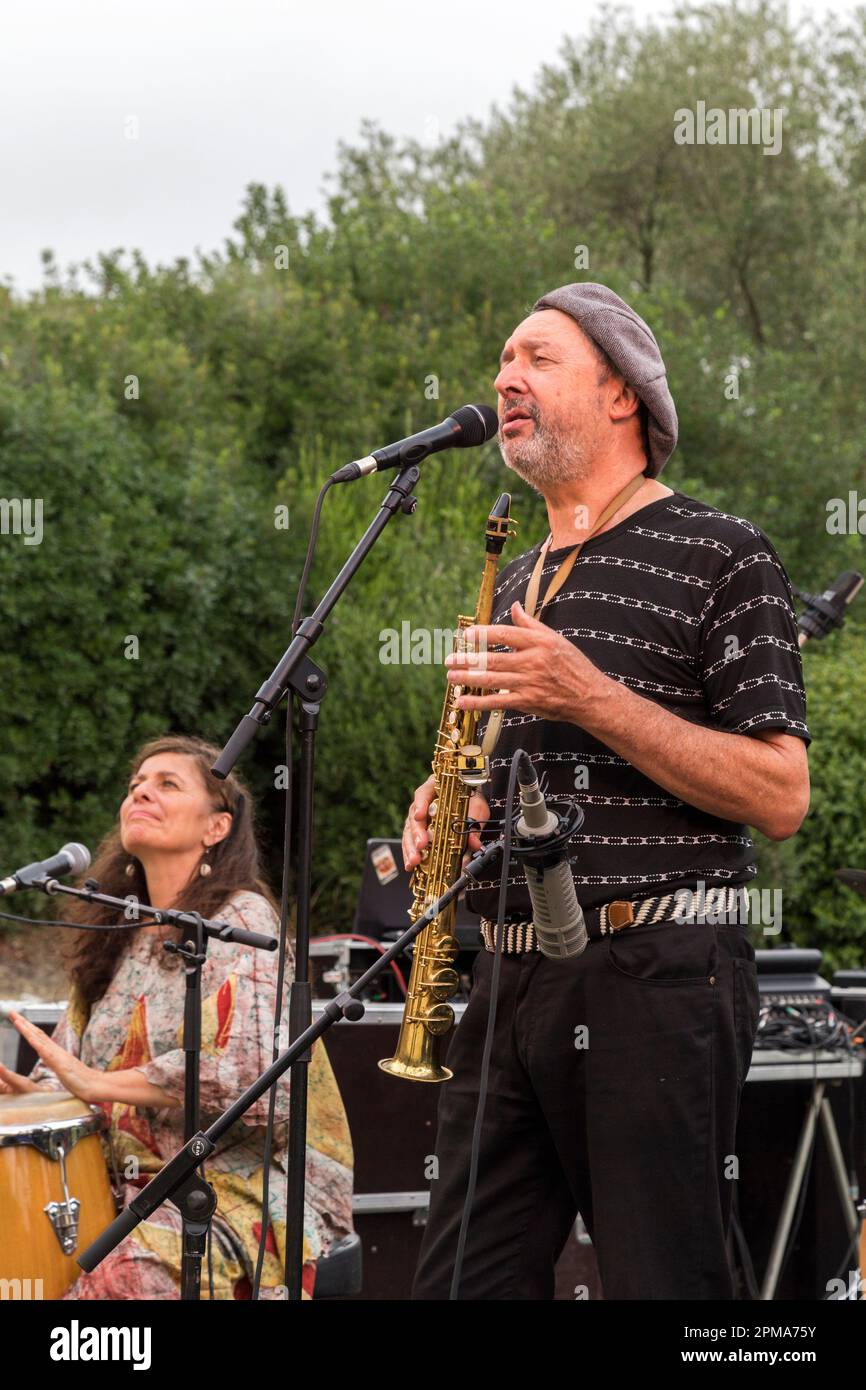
[514,755,587,961]
[330,403,499,483]
[795,570,863,647]
[0,842,91,895]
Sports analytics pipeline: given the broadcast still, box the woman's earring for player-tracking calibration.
[199,847,212,877]
[125,861,137,879]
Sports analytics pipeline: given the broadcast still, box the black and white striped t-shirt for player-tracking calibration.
[465,489,810,918]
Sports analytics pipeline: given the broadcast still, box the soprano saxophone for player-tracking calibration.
[379,492,514,1083]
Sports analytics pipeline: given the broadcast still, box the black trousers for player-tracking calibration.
[411,918,760,1300]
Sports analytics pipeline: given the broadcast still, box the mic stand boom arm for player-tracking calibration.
[38,879,280,952]
[211,464,422,779]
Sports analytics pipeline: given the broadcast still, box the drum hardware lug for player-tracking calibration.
[1,1095,114,1296]
[0,1112,103,1157]
[43,1141,82,1255]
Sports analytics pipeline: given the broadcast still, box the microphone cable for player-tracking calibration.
[0,910,145,930]
[449,746,525,1299]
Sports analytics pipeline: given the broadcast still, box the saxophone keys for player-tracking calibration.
[422,1001,456,1036]
[424,971,459,1002]
[428,933,459,954]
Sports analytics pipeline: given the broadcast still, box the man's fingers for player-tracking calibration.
[401,813,415,868]
[466,792,491,852]
[404,778,490,871]
[469,792,490,821]
[454,692,520,711]
[402,816,421,871]
[403,777,436,870]
[447,667,523,689]
[446,650,518,674]
[412,776,436,817]
[461,622,536,650]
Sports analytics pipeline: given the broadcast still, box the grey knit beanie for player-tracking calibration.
[531,282,678,477]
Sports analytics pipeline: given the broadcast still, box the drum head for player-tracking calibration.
[0,1090,96,1131]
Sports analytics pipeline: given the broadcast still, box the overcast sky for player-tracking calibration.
[0,0,855,296]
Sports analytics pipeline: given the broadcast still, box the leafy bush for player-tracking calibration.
[755,627,866,971]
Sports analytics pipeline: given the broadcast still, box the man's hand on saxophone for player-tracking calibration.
[402,773,490,873]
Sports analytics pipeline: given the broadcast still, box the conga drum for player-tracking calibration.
[0,1090,117,1299]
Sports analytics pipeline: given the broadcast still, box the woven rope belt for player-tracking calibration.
[479,886,750,953]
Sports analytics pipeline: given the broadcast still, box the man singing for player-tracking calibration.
[404,282,810,1300]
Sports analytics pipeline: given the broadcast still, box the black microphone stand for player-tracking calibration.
[35,876,277,1300]
[76,839,506,1282]
[209,460,423,1299]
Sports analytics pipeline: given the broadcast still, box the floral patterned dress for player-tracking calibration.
[28,890,354,1300]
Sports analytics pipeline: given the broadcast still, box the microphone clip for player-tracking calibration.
[510,799,585,866]
[794,587,846,641]
[466,798,585,864]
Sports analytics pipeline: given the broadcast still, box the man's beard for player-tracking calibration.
[498,414,594,488]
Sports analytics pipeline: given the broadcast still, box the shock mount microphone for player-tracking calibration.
[511,754,588,961]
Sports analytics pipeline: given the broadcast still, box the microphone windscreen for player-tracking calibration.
[830,571,864,608]
[452,404,499,447]
[61,843,92,875]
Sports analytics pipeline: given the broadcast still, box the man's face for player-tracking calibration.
[493,308,610,488]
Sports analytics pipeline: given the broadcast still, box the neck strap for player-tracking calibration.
[479,474,650,759]
[525,473,649,620]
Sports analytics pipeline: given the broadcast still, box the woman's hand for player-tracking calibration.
[5,1011,100,1103]
[5,1013,180,1109]
[0,1062,44,1095]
